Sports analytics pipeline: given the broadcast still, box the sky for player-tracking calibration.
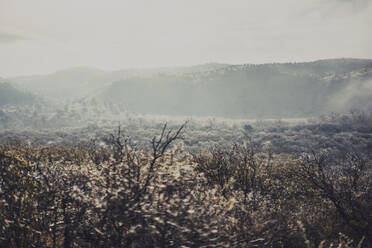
[0,0,371,77]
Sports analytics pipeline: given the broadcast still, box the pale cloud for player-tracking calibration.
[0,0,371,76]
[0,32,27,43]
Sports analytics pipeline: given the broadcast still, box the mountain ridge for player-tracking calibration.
[11,58,372,79]
[5,58,372,118]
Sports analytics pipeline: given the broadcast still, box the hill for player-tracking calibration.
[0,78,35,106]
[98,58,372,117]
[11,64,229,100]
[10,58,372,118]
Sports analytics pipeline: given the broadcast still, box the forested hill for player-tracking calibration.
[11,64,228,99]
[98,58,372,117]
[9,58,372,118]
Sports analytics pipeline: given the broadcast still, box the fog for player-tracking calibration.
[0,0,371,76]
[328,79,372,111]
[2,2,372,247]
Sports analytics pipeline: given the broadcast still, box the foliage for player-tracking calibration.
[0,121,371,247]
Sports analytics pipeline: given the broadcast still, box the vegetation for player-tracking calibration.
[10,58,372,118]
[1,59,372,247]
[1,114,371,247]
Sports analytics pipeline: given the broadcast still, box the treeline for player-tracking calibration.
[0,123,371,247]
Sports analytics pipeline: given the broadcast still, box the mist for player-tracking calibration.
[1,2,372,247]
[328,78,372,112]
[1,0,372,76]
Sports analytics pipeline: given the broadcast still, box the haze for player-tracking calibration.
[0,0,372,77]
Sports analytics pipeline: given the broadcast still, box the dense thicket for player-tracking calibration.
[1,121,371,248]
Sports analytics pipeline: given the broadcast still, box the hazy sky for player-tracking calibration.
[0,0,371,77]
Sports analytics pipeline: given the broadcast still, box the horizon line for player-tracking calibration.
[7,57,372,78]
